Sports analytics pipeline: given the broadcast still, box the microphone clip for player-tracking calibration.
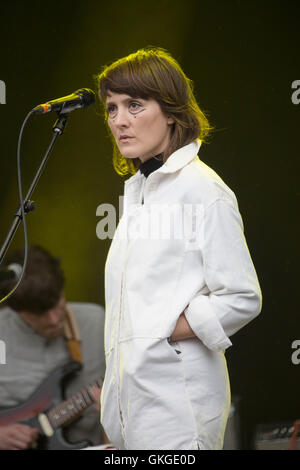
[53,112,70,136]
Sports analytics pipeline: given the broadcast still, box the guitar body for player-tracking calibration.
[0,361,92,450]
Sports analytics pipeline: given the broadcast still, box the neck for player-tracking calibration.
[139,153,164,178]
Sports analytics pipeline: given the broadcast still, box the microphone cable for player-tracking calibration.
[0,110,35,305]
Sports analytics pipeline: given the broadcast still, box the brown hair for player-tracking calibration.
[0,245,65,314]
[95,46,213,175]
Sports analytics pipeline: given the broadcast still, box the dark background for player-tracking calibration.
[0,0,299,449]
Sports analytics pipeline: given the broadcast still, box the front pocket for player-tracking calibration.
[167,339,182,356]
[165,338,183,363]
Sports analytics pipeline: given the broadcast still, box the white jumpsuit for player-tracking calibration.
[100,140,262,450]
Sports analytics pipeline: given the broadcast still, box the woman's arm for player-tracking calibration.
[183,198,262,351]
[170,197,262,350]
[169,313,196,342]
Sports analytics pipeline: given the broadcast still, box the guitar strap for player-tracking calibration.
[63,305,83,365]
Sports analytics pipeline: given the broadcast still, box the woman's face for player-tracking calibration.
[105,91,174,162]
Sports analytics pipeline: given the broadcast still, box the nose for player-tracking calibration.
[46,309,62,326]
[112,107,130,128]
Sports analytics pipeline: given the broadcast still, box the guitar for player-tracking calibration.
[0,361,103,450]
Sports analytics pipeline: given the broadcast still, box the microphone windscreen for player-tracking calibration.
[76,88,95,108]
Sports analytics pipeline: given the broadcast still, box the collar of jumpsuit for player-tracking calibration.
[135,140,202,180]
[125,140,202,207]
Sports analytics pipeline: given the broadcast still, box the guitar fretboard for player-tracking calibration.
[46,378,103,429]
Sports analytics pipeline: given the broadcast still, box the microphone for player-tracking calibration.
[0,263,22,282]
[32,88,95,115]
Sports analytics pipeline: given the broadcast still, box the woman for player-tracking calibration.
[96,47,262,450]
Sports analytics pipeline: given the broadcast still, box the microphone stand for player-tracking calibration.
[0,112,70,264]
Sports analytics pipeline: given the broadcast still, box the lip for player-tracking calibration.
[119,135,134,142]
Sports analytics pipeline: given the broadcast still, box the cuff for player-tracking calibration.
[184,295,232,351]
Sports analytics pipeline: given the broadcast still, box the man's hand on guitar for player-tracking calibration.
[0,423,39,450]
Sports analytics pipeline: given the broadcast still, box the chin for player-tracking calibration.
[120,150,140,159]
[118,145,142,160]
[43,327,64,338]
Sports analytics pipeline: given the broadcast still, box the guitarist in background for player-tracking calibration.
[0,245,106,450]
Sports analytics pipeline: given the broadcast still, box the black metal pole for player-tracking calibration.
[0,112,70,264]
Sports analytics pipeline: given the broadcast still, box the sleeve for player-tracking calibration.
[184,197,262,352]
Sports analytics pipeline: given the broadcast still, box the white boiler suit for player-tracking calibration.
[100,140,262,450]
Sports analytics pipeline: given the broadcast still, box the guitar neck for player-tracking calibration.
[46,377,103,429]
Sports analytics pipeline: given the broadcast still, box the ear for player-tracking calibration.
[167,115,175,125]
